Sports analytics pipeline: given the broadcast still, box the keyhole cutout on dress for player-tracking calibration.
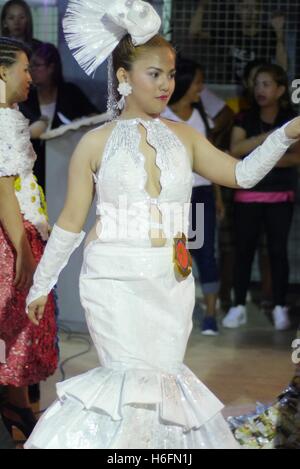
[137,122,167,247]
[138,123,162,199]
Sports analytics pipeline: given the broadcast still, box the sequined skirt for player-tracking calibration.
[25,242,238,449]
[0,220,58,387]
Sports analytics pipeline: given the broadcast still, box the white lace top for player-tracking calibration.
[93,118,193,246]
[0,107,50,241]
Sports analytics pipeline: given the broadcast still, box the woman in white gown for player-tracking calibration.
[24,0,300,449]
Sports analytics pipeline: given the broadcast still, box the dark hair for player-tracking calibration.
[112,34,174,76]
[254,63,293,111]
[0,35,30,69]
[167,57,211,137]
[32,43,64,86]
[1,0,33,43]
[111,34,175,115]
[243,59,267,84]
[168,58,204,105]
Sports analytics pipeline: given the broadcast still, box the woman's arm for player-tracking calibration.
[0,177,36,289]
[29,119,49,139]
[55,132,97,233]
[192,128,239,188]
[26,128,103,324]
[230,126,271,158]
[276,141,300,167]
[271,14,288,72]
[191,117,300,189]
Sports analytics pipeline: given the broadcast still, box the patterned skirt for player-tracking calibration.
[0,219,58,387]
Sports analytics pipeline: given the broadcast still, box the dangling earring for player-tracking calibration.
[117,82,132,110]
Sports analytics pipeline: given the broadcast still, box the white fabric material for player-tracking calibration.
[162,106,207,137]
[161,107,212,187]
[0,107,49,240]
[0,107,35,177]
[93,118,193,246]
[25,399,238,449]
[24,115,298,449]
[200,87,225,119]
[26,224,85,312]
[63,0,161,76]
[40,112,110,140]
[235,122,298,189]
[40,102,56,129]
[25,243,239,449]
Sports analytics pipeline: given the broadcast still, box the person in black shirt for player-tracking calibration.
[222,64,300,331]
[19,43,101,190]
[1,0,42,53]
[229,1,288,83]
[180,1,288,85]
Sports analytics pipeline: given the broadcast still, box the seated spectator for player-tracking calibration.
[1,0,42,52]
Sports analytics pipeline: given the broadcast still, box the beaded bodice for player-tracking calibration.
[93,118,193,246]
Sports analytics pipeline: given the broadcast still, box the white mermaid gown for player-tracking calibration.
[25,118,239,449]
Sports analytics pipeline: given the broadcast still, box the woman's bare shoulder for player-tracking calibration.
[83,120,117,150]
[160,117,199,141]
[73,121,117,173]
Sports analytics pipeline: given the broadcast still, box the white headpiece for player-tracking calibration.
[63,0,162,77]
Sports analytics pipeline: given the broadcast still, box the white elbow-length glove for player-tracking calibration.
[235,121,298,189]
[26,224,86,313]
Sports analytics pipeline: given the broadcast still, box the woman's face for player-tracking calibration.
[3,5,28,39]
[124,46,176,116]
[2,51,32,104]
[254,72,285,108]
[184,69,204,104]
[238,0,261,26]
[30,54,54,87]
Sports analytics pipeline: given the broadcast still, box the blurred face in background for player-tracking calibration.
[30,53,54,87]
[3,4,28,39]
[254,72,285,108]
[237,0,261,27]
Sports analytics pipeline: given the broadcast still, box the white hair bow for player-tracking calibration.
[63,0,162,76]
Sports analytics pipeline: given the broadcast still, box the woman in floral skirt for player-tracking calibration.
[0,37,58,439]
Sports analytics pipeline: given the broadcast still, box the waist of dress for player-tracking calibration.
[84,239,174,256]
[102,358,183,375]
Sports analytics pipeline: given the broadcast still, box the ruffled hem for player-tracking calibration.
[55,364,224,431]
[26,401,239,449]
[25,365,240,449]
